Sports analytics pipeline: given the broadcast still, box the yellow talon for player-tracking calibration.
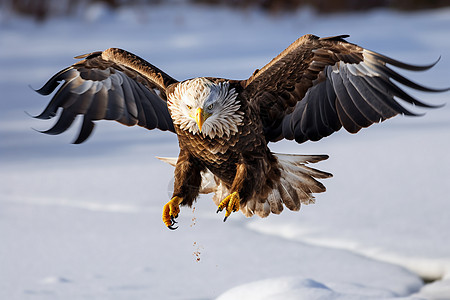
[162,196,183,230]
[216,191,240,222]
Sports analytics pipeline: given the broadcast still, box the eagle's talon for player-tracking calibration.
[162,196,183,229]
[217,192,240,222]
[168,224,178,230]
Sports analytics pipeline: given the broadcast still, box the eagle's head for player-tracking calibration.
[168,78,244,138]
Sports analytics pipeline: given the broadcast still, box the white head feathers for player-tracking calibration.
[168,78,244,139]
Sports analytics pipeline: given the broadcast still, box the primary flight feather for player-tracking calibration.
[34,34,448,229]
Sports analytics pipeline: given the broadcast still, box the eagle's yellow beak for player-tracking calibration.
[195,108,210,133]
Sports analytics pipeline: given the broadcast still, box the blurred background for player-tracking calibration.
[1,1,450,300]
[2,0,450,21]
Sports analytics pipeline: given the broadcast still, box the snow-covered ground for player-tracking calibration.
[1,3,450,299]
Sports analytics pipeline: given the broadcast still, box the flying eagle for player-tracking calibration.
[34,34,448,229]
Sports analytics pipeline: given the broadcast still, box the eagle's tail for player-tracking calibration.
[156,154,332,218]
[239,153,332,218]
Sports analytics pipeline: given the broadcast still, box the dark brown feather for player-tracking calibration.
[172,149,206,206]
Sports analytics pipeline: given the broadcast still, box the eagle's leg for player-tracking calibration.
[216,162,246,222]
[216,191,241,222]
[162,150,204,230]
[162,196,183,230]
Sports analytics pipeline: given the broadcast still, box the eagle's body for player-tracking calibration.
[167,78,287,217]
[165,77,330,221]
[34,34,448,229]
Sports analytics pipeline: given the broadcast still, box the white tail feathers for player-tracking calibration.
[157,153,332,218]
[156,156,177,166]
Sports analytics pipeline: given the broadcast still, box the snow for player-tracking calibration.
[217,277,422,300]
[1,3,450,300]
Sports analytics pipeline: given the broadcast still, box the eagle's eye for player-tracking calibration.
[186,104,192,110]
[207,104,214,110]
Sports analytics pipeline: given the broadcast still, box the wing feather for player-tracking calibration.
[243,34,448,143]
[338,65,380,125]
[87,85,109,120]
[39,109,77,135]
[331,67,372,130]
[34,48,177,143]
[122,75,138,119]
[345,70,396,119]
[73,116,95,144]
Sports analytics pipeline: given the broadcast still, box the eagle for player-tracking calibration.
[34,34,448,229]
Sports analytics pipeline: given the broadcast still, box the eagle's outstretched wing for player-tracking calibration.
[34,48,177,144]
[243,34,448,143]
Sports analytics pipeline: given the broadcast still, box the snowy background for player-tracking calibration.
[1,2,450,299]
